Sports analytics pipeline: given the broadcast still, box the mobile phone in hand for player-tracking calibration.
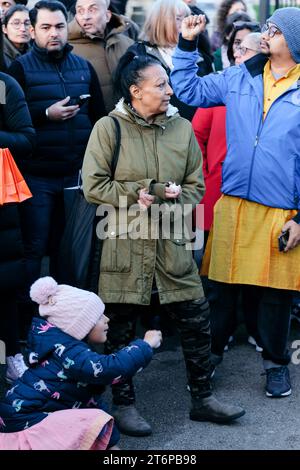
[75,94,91,107]
[278,230,289,252]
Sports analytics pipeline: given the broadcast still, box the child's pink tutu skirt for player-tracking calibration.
[0,408,113,450]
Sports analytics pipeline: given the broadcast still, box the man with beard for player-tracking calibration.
[171,8,300,398]
[8,0,106,328]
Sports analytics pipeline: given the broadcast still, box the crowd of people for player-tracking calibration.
[0,0,299,451]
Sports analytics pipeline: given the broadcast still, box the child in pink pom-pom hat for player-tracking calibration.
[0,277,162,450]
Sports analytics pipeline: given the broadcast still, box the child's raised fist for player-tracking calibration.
[143,330,162,349]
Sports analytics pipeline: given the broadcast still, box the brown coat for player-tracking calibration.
[68,14,134,112]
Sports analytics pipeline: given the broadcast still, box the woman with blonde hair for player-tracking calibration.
[140,0,189,50]
[129,0,212,120]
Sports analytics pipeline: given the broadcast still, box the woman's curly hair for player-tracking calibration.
[217,0,247,34]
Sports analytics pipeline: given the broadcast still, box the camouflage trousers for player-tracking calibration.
[105,297,213,405]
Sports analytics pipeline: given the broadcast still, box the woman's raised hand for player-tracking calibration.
[181,14,206,41]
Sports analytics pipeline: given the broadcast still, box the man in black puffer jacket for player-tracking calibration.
[0,70,35,382]
[8,1,106,325]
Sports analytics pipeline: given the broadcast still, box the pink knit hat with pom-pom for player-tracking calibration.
[30,277,105,340]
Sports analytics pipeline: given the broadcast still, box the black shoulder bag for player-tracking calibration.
[57,116,121,292]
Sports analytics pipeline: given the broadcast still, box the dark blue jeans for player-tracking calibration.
[19,173,78,305]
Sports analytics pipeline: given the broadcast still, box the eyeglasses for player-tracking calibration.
[8,20,31,29]
[235,45,257,56]
[261,23,281,38]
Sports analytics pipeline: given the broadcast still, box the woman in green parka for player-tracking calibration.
[82,51,245,437]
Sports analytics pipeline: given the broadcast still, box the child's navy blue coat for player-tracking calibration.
[0,317,153,432]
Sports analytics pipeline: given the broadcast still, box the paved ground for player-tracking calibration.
[1,321,300,450]
[118,321,300,450]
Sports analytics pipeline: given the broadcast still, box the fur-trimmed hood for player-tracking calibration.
[111,98,179,127]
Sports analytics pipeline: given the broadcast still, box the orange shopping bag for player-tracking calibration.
[0,148,32,205]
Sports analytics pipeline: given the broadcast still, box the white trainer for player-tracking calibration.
[6,353,28,383]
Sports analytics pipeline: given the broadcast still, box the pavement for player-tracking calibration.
[1,321,300,450]
[118,321,300,450]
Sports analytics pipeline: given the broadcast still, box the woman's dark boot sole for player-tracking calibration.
[189,409,245,423]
